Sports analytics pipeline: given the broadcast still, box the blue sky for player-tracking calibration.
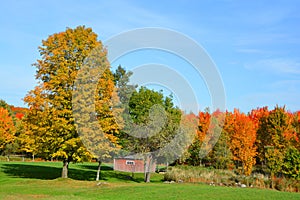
[0,0,299,113]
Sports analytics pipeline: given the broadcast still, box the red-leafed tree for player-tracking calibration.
[0,107,16,154]
[10,106,28,120]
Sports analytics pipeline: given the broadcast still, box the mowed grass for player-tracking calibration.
[0,162,299,200]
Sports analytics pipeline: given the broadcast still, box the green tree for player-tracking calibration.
[211,128,233,170]
[256,106,294,180]
[113,65,136,104]
[187,138,203,166]
[113,66,136,147]
[122,87,182,182]
[282,147,300,180]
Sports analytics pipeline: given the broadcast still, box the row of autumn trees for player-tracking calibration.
[187,107,300,179]
[1,98,299,179]
[0,26,299,181]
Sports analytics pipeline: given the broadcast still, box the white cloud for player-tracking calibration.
[245,58,300,75]
[78,1,177,38]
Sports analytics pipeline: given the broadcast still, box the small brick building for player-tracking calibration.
[113,155,156,173]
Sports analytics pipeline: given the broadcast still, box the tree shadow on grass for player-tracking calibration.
[1,163,61,180]
[1,163,161,183]
[102,170,143,183]
[1,163,96,181]
[77,164,113,171]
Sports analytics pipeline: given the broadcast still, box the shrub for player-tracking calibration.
[164,165,236,184]
[164,165,300,192]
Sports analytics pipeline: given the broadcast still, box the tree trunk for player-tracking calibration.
[96,160,102,181]
[145,171,151,183]
[270,173,275,189]
[144,155,152,183]
[62,160,69,178]
[144,159,147,182]
[32,154,35,162]
[242,162,245,175]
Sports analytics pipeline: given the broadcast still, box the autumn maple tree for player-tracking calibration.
[225,109,258,176]
[0,107,16,155]
[23,26,120,178]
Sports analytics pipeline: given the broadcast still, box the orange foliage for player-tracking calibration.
[249,106,269,124]
[225,109,258,176]
[284,112,297,141]
[197,111,210,141]
[0,107,16,150]
[15,113,24,120]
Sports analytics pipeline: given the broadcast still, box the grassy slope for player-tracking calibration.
[0,162,299,200]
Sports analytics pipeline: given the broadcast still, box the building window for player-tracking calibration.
[126,160,135,165]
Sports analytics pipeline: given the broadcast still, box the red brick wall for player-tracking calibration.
[113,159,156,173]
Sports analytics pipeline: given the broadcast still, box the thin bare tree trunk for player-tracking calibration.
[166,162,169,172]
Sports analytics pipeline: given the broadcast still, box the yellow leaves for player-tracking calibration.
[24,26,120,164]
[95,68,122,147]
[13,26,129,180]
[53,150,68,160]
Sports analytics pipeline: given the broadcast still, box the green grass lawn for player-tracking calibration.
[0,161,299,200]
